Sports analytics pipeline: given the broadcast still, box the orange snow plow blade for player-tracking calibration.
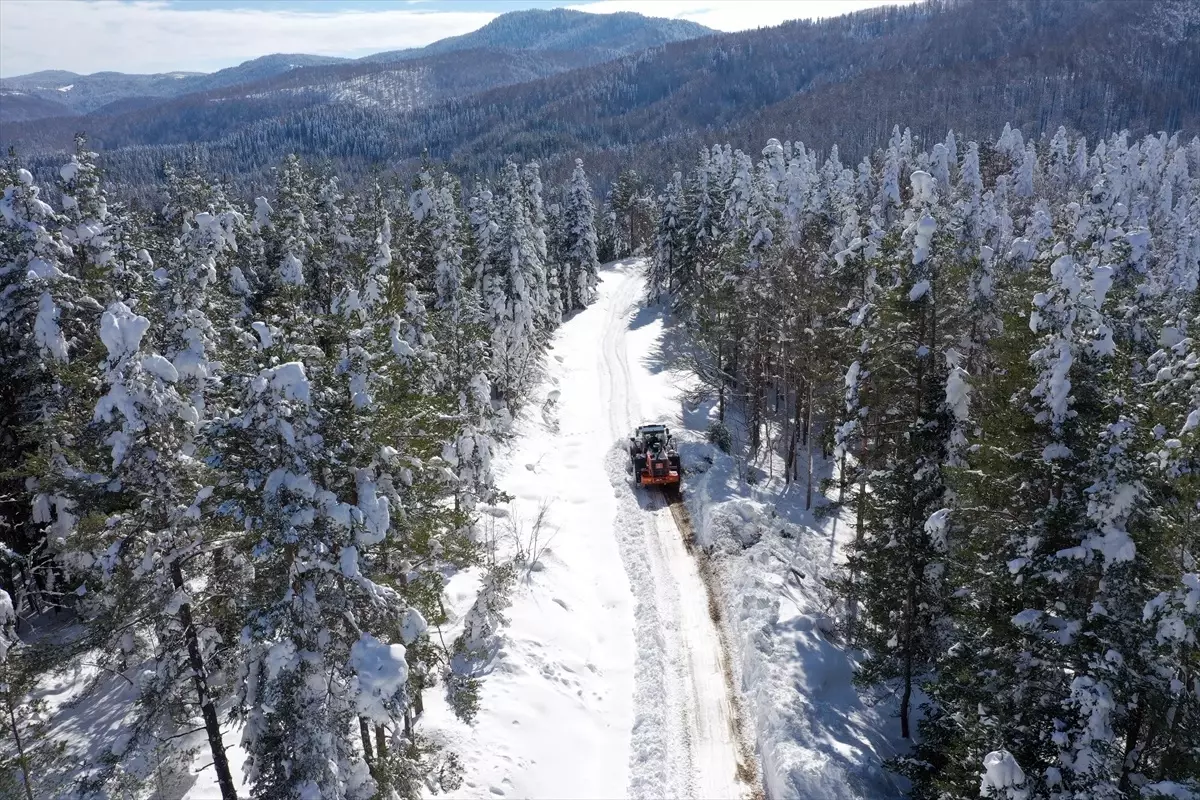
[640,468,681,486]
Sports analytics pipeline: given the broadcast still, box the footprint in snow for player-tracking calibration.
[552,597,570,611]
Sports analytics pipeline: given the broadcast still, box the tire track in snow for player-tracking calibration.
[665,491,762,794]
[598,263,682,798]
[642,488,698,798]
[600,260,755,800]
[647,493,751,798]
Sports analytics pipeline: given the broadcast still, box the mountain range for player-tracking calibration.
[0,10,712,120]
[2,1,1197,195]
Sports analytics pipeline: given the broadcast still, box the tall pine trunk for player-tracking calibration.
[171,560,237,800]
[717,339,726,423]
[785,377,800,484]
[804,380,814,511]
[1118,704,1145,792]
[3,671,35,800]
[360,718,374,774]
[376,724,388,762]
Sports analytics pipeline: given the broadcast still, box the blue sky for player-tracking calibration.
[0,0,913,78]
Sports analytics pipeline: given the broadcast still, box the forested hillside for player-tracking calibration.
[4,0,1196,198]
[360,8,712,63]
[3,48,606,166]
[0,55,351,119]
[0,8,710,124]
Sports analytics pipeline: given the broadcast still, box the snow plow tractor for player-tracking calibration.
[630,424,681,487]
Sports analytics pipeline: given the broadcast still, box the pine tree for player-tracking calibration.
[609,169,642,258]
[421,178,496,517]
[594,193,617,265]
[648,171,683,303]
[429,177,465,315]
[544,195,564,328]
[840,168,956,741]
[0,156,76,613]
[153,175,247,798]
[674,147,717,307]
[521,162,552,337]
[79,297,211,789]
[479,162,541,406]
[0,585,62,800]
[561,159,599,312]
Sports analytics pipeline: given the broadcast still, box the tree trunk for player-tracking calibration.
[847,428,868,644]
[804,381,814,511]
[717,337,727,423]
[900,542,917,740]
[785,400,798,484]
[1155,656,1188,780]
[4,674,35,800]
[171,560,237,800]
[750,390,762,456]
[837,452,848,510]
[25,563,41,616]
[375,724,388,762]
[360,717,375,774]
[1118,704,1145,792]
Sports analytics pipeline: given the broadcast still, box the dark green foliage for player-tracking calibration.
[706,421,732,453]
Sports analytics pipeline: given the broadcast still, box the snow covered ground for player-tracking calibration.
[674,426,907,800]
[428,256,904,800]
[424,258,756,799]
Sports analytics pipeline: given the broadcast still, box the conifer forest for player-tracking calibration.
[1,1,1198,799]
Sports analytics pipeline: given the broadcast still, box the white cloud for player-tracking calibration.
[0,0,498,77]
[567,0,917,32]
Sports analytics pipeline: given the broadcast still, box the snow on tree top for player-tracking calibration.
[35,292,69,362]
[141,353,179,383]
[349,632,408,723]
[255,361,311,404]
[980,750,1028,799]
[910,170,937,204]
[1011,609,1043,628]
[59,159,80,183]
[100,301,150,360]
[908,279,931,301]
[401,608,428,644]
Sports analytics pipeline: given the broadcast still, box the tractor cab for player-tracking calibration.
[630,424,681,486]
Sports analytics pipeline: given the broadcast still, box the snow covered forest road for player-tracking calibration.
[601,263,755,800]
[427,259,757,799]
